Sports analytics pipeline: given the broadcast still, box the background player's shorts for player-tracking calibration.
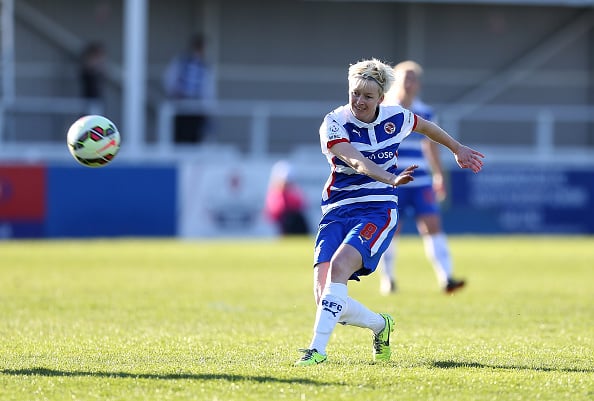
[313,202,398,280]
[397,184,439,218]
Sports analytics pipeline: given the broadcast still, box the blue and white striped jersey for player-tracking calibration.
[319,104,417,215]
[394,99,435,187]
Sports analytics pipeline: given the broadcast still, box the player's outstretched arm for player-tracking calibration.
[453,144,485,173]
[415,116,485,173]
[394,164,418,187]
[329,142,418,186]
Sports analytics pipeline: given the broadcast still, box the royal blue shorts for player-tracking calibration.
[313,202,399,280]
[397,184,439,218]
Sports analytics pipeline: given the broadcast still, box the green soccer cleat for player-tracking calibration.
[373,313,395,361]
[294,348,327,366]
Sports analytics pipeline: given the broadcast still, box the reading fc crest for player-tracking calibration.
[384,122,396,134]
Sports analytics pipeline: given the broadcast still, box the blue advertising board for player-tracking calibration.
[46,165,177,237]
[439,166,594,234]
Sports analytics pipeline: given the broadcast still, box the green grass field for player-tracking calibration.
[1,236,592,401]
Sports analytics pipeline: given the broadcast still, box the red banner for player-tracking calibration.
[0,165,46,220]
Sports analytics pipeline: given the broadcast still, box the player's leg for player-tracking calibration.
[417,214,448,285]
[297,206,399,366]
[297,210,351,366]
[339,296,394,361]
[379,193,410,295]
[379,224,404,295]
[338,208,397,361]
[379,239,396,294]
[317,260,391,355]
[411,185,465,293]
[417,214,465,293]
[313,262,329,305]
[296,245,360,366]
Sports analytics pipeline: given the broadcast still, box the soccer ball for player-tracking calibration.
[67,115,121,167]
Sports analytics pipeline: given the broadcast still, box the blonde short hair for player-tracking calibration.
[348,58,395,96]
[392,60,424,78]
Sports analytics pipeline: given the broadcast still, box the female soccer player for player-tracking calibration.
[295,58,484,366]
[379,60,467,295]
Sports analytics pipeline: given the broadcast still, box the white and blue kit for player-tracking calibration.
[314,104,418,279]
[394,99,440,217]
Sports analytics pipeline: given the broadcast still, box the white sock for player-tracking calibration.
[422,232,452,286]
[339,297,386,334]
[309,282,348,355]
[381,241,396,281]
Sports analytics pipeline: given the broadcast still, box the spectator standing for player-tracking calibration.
[79,41,106,109]
[163,34,215,143]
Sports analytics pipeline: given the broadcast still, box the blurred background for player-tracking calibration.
[1,0,593,238]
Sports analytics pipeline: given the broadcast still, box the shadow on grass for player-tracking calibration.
[1,367,335,385]
[432,360,593,373]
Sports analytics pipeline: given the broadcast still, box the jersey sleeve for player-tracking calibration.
[319,115,349,155]
[404,108,417,134]
[391,107,418,143]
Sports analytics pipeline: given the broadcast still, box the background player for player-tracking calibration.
[380,60,466,295]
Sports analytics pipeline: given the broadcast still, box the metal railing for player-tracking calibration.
[157,100,594,164]
[0,97,593,165]
[438,103,594,164]
[156,99,338,157]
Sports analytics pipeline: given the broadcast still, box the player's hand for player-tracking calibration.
[393,164,418,187]
[455,145,484,173]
